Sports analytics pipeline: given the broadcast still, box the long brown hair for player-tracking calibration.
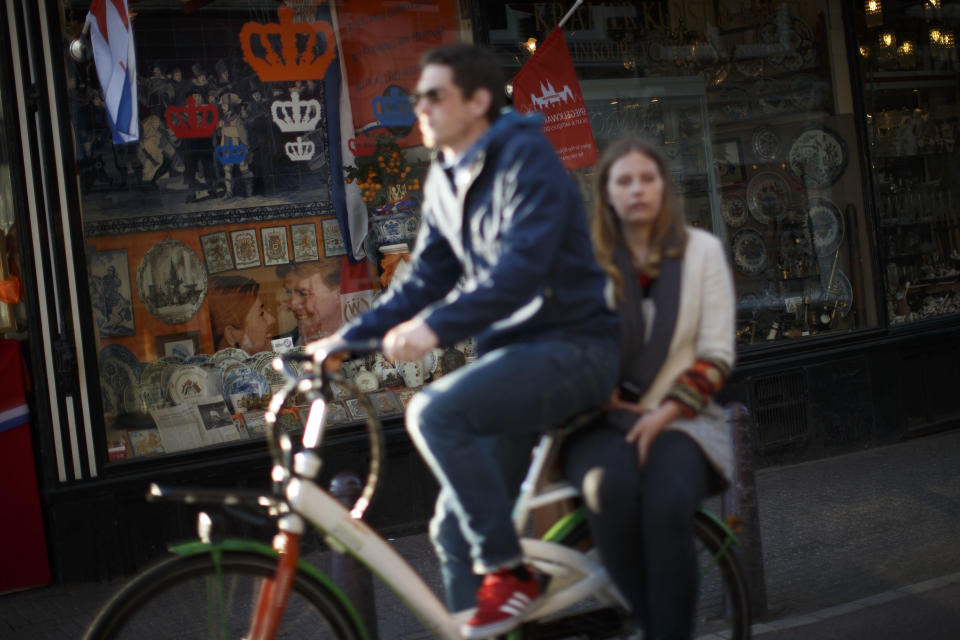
[590,137,687,301]
[208,275,260,351]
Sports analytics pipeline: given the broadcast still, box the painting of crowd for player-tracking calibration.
[73,53,331,203]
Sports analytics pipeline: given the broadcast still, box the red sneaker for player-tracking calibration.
[461,567,541,638]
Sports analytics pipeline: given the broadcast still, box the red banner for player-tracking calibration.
[336,1,459,145]
[512,27,597,170]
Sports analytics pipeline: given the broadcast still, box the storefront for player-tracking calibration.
[1,0,957,584]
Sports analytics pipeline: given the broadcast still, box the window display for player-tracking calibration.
[480,0,879,345]
[856,0,960,325]
[61,0,463,461]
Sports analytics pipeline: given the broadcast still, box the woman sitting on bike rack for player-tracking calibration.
[563,137,737,640]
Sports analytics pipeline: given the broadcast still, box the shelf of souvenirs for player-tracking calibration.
[878,216,959,228]
[882,239,960,263]
[868,131,957,159]
[875,189,957,227]
[886,259,960,289]
[866,69,960,85]
[888,279,960,325]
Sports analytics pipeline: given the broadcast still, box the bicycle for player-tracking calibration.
[84,341,751,640]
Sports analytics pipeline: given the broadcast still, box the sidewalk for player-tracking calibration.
[2,428,959,639]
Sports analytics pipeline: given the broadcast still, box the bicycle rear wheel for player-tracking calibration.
[691,511,751,639]
[516,509,751,639]
[84,550,365,640]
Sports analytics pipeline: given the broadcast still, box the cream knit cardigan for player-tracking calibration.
[638,227,737,483]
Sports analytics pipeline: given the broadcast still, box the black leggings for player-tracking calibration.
[563,425,718,640]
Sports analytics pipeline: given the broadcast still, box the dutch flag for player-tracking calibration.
[86,0,138,144]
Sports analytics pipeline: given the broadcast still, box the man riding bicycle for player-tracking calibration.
[311,43,619,639]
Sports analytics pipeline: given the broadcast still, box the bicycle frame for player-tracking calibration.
[281,427,625,640]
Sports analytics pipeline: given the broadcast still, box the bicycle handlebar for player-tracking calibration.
[264,337,386,520]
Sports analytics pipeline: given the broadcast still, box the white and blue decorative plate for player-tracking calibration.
[722,195,749,228]
[751,126,780,162]
[787,126,848,190]
[167,365,212,405]
[746,172,790,224]
[224,366,270,398]
[135,239,208,325]
[807,197,844,257]
[98,344,143,414]
[732,228,768,276]
[211,347,249,370]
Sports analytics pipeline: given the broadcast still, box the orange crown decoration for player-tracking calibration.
[285,136,315,162]
[239,7,337,82]
[165,97,219,139]
[348,132,377,157]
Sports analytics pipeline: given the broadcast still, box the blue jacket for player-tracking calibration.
[339,110,618,354]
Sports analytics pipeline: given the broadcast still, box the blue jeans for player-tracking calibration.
[406,337,619,612]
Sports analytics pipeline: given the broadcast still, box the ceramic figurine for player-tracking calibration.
[371,352,403,387]
[440,347,466,376]
[353,366,380,393]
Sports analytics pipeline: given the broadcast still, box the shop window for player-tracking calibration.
[479,0,880,346]
[855,0,960,326]
[60,0,463,461]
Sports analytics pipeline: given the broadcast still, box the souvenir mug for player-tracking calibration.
[398,360,425,388]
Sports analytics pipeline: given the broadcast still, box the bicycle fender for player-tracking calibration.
[696,509,741,546]
[168,539,372,640]
[542,506,741,548]
[540,506,588,542]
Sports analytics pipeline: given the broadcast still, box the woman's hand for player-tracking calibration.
[605,387,646,414]
[625,400,684,465]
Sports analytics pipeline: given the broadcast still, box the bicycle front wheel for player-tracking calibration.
[84,550,366,640]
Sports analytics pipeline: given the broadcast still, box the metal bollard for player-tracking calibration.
[329,472,379,639]
[722,403,768,618]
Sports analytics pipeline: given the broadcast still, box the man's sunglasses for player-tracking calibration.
[408,88,446,106]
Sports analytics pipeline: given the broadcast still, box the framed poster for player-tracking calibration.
[321,218,347,257]
[291,222,320,262]
[155,331,201,359]
[261,226,289,266]
[200,231,235,273]
[230,229,261,269]
[322,401,349,425]
[88,249,135,337]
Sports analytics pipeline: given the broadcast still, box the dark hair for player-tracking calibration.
[591,137,687,301]
[275,259,341,290]
[420,43,505,122]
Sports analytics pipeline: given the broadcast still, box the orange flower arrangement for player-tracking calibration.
[344,134,428,207]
